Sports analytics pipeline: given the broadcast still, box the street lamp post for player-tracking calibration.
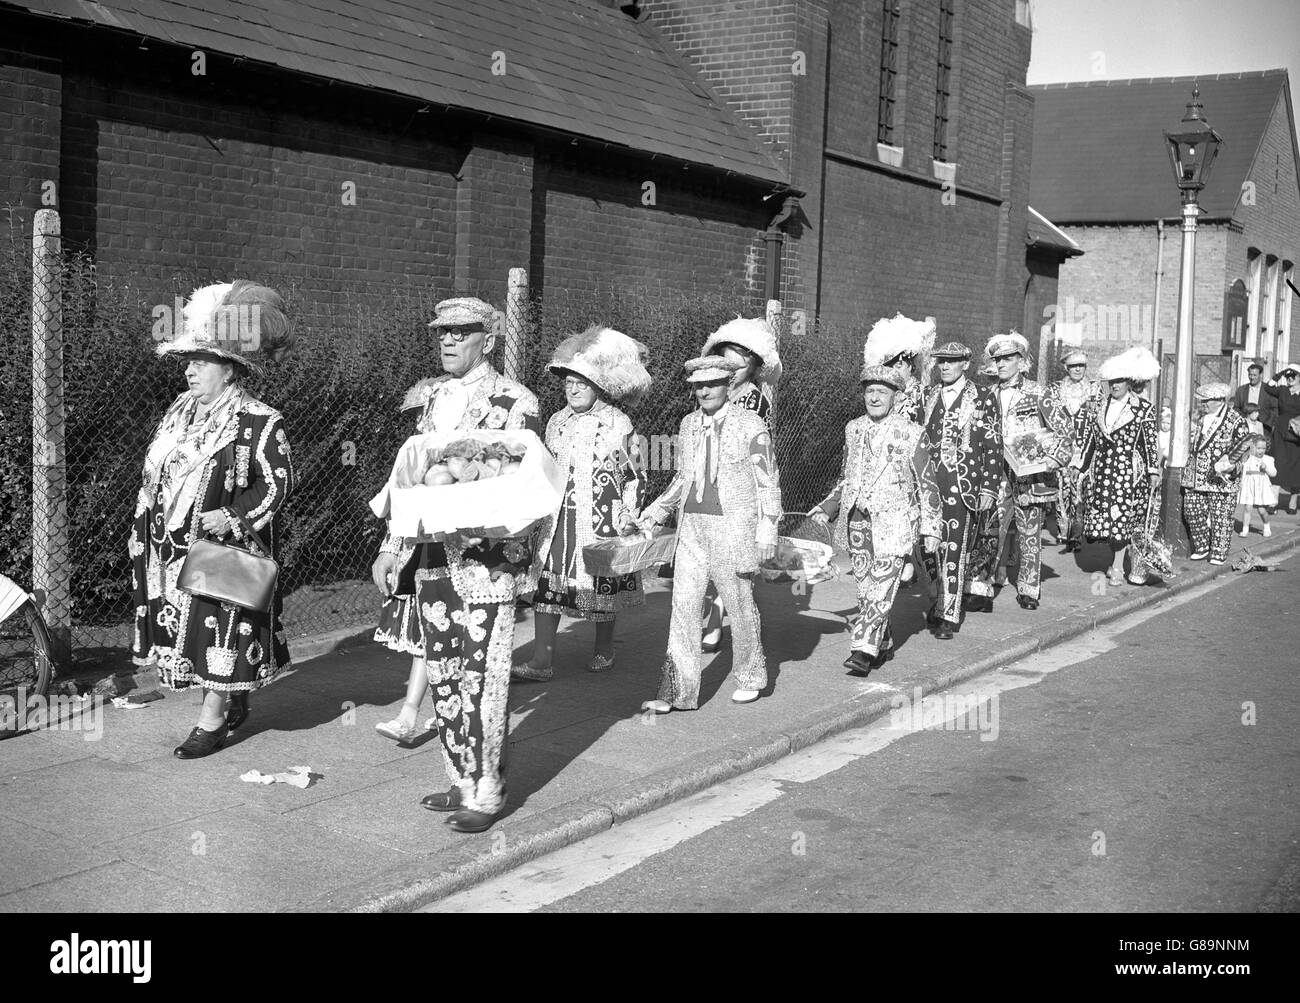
[1161,85,1222,550]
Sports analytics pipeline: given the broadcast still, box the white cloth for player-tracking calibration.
[692,404,728,503]
[428,360,490,433]
[941,376,967,408]
[1102,396,1130,434]
[998,382,1020,422]
[1246,384,1261,407]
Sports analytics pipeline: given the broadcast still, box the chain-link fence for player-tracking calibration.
[0,209,868,674]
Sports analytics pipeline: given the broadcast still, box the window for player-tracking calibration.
[1277,263,1294,364]
[1015,0,1032,29]
[1261,255,1280,361]
[1245,250,1262,357]
[934,0,955,160]
[878,0,902,146]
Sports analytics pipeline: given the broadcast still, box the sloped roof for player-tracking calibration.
[1029,70,1291,222]
[3,0,788,185]
[1026,205,1083,256]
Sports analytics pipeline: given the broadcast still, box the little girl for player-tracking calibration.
[512,326,651,680]
[1238,433,1278,537]
[373,377,438,742]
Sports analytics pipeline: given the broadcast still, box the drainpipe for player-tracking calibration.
[1152,218,1166,400]
[763,196,798,304]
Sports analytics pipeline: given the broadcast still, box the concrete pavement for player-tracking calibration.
[1,514,1297,912]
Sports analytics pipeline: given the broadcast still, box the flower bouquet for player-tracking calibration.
[759,513,836,584]
[370,429,565,540]
[1004,429,1059,478]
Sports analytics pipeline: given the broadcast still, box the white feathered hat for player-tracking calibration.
[1099,346,1162,383]
[700,316,782,386]
[548,325,652,406]
[863,313,937,368]
[156,281,292,376]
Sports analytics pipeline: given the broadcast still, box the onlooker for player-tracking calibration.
[1261,362,1300,514]
[1234,362,1277,433]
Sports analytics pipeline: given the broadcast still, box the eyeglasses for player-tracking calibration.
[434,326,483,344]
[562,377,590,390]
[991,353,1021,363]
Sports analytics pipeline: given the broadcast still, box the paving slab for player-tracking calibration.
[0,859,244,912]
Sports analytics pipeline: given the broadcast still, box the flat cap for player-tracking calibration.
[1061,350,1088,366]
[1194,381,1231,401]
[859,364,905,390]
[932,340,972,361]
[429,296,498,329]
[684,354,744,383]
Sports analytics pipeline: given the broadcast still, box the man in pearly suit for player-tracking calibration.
[1182,381,1251,565]
[917,341,1003,639]
[639,355,782,712]
[812,365,940,675]
[371,296,541,834]
[968,332,1073,611]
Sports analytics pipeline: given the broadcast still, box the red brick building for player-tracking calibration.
[1030,71,1300,390]
[3,0,1042,352]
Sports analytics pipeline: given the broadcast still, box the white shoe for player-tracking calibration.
[731,689,760,704]
[640,699,672,714]
[1263,524,1272,537]
[1239,528,1251,537]
[375,717,420,743]
[1208,558,1225,566]
[1189,551,1208,561]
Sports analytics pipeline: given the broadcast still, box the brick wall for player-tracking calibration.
[1,26,62,241]
[1055,222,1231,363]
[818,159,1002,339]
[639,0,797,159]
[536,147,768,303]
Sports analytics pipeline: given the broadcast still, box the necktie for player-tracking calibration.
[694,412,722,503]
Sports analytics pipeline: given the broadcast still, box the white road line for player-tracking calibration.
[423,575,1234,913]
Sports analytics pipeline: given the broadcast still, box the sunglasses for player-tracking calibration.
[434,326,484,344]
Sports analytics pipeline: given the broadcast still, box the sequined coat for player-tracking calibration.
[1181,404,1251,494]
[534,401,645,612]
[816,412,941,558]
[642,403,782,574]
[919,380,1004,512]
[130,393,295,691]
[995,376,1073,503]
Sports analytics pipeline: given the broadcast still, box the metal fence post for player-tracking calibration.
[505,267,528,382]
[766,298,782,348]
[31,208,71,670]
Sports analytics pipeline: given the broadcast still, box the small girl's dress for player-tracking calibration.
[1238,454,1278,507]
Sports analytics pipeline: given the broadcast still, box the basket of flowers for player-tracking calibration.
[758,513,836,584]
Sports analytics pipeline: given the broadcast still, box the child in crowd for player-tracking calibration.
[1238,433,1278,537]
[373,378,437,743]
[513,326,651,680]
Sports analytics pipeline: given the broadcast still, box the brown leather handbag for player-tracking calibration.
[178,509,279,612]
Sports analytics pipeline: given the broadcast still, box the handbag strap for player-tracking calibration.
[201,444,271,558]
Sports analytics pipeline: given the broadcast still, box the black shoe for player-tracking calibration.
[1017,595,1039,610]
[843,651,875,676]
[447,808,499,833]
[173,723,229,759]
[924,603,942,628]
[226,693,250,731]
[963,594,993,614]
[933,620,955,640]
[420,787,463,813]
[1063,540,1081,553]
[657,562,675,579]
